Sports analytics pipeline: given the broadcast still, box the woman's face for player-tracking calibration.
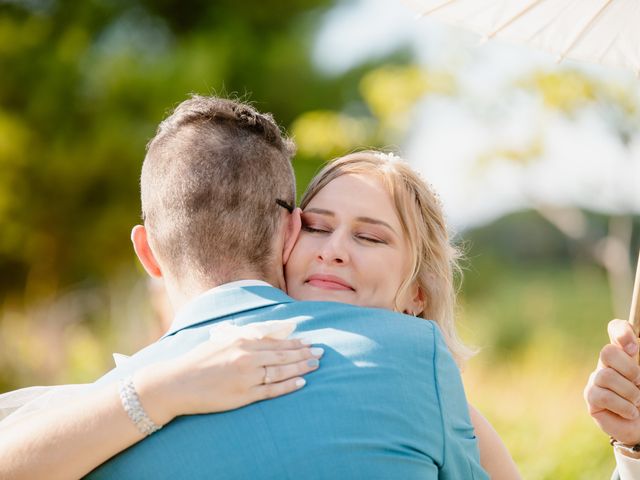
[285,173,419,313]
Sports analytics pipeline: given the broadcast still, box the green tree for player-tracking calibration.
[0,0,357,300]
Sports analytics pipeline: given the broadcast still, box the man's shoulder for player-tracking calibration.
[265,300,438,346]
[271,300,442,358]
[96,298,442,386]
[284,299,436,327]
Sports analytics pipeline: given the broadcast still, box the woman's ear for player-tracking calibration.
[282,207,302,264]
[131,225,163,278]
[404,283,426,316]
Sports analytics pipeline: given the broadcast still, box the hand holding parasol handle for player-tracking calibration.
[630,250,640,363]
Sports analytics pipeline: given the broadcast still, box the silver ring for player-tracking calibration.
[263,366,272,385]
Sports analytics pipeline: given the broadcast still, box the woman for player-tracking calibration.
[0,150,519,479]
[289,151,519,478]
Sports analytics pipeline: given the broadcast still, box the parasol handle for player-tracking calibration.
[629,250,640,365]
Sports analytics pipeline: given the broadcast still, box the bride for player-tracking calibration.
[0,150,520,479]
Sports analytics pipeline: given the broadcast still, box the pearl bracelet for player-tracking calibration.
[119,376,162,436]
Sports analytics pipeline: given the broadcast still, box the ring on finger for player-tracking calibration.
[263,366,272,385]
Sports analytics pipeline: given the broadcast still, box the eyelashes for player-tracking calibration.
[302,225,329,234]
[301,224,387,245]
[356,235,386,244]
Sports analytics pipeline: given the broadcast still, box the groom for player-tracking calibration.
[87,95,487,479]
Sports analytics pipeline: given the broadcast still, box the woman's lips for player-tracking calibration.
[305,274,354,291]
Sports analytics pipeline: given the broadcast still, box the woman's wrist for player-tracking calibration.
[611,437,640,460]
[132,363,179,427]
[614,443,640,460]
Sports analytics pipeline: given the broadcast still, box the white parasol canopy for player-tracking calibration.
[403,0,640,76]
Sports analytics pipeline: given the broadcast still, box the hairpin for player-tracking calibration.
[373,151,403,163]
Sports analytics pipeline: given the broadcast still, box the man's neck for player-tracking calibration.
[165,272,282,313]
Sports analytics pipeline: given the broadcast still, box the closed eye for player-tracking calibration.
[302,225,331,234]
[355,234,386,244]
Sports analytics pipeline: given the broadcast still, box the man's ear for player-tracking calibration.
[282,207,302,265]
[131,225,163,278]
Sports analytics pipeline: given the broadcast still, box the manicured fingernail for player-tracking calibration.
[625,342,638,356]
[310,347,324,357]
[295,378,306,388]
[307,358,319,368]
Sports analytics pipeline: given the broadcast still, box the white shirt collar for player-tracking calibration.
[209,279,273,291]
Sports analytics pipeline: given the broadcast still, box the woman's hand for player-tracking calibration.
[584,319,640,446]
[134,323,323,426]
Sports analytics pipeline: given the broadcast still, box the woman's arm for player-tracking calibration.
[0,335,322,480]
[469,404,522,480]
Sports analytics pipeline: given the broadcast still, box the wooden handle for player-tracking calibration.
[630,250,640,334]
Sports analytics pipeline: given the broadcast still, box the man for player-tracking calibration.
[87,95,486,478]
[585,320,640,479]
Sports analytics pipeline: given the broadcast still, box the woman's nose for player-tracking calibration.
[317,232,349,265]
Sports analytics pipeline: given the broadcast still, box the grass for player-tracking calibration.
[460,257,617,478]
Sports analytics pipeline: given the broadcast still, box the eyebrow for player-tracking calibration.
[303,208,399,236]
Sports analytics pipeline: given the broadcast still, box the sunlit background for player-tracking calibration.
[1,0,639,477]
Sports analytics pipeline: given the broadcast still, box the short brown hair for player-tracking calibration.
[301,151,474,366]
[141,95,296,288]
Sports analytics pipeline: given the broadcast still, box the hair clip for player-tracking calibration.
[373,151,403,163]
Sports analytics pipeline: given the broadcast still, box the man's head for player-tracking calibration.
[132,95,300,302]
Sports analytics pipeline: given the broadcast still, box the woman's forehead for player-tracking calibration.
[309,174,402,225]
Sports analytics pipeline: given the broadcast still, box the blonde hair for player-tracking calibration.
[300,151,474,366]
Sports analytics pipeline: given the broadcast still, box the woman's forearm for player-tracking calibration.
[469,404,522,480]
[0,378,166,480]
[0,329,319,480]
[0,383,139,480]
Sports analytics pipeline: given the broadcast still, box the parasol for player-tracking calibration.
[403,0,640,76]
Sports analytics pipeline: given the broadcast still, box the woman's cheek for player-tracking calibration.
[285,241,309,279]
[297,236,319,261]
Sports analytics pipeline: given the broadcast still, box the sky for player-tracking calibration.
[312,0,640,230]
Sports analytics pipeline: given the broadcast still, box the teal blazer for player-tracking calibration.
[87,285,487,479]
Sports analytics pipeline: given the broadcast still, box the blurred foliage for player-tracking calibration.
[461,252,617,479]
[527,71,597,112]
[459,210,639,478]
[476,136,544,168]
[0,0,368,301]
[517,69,640,146]
[359,65,454,137]
[291,110,372,159]
[292,63,456,159]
